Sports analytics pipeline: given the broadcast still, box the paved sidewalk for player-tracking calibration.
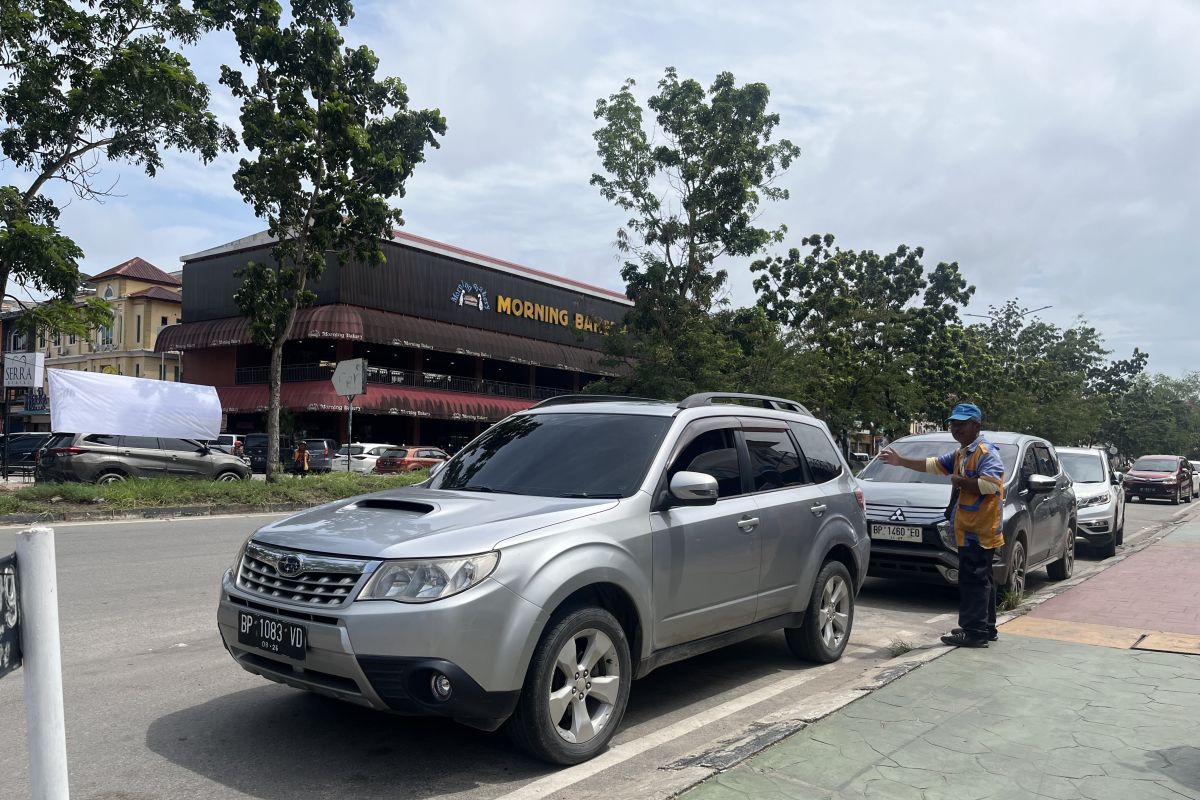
[682,520,1200,799]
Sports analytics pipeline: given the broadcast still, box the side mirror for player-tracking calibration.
[1027,474,1057,493]
[669,471,719,505]
[1111,472,1124,486]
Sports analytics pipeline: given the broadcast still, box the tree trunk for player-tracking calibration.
[265,336,285,482]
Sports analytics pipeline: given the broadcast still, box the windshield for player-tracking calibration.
[1059,452,1107,483]
[1133,457,1177,472]
[429,412,671,497]
[858,440,1018,485]
[336,446,366,456]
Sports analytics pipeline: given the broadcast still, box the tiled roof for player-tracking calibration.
[88,257,182,287]
[126,286,182,303]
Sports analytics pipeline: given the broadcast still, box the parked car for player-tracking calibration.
[857,431,1077,594]
[36,434,252,483]
[373,446,450,474]
[242,434,291,473]
[1124,455,1194,504]
[1058,446,1126,558]
[3,432,54,475]
[1190,460,1200,496]
[217,392,869,764]
[294,438,338,474]
[331,442,393,473]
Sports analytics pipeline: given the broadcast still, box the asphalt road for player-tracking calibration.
[0,497,1189,800]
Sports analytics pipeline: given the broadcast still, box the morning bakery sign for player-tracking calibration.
[451,280,613,335]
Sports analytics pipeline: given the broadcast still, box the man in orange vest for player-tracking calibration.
[293,440,311,478]
[879,403,1005,648]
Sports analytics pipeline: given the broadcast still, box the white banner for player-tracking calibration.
[47,370,221,440]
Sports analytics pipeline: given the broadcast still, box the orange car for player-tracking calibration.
[373,446,450,474]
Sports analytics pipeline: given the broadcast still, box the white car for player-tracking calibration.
[330,442,393,474]
[1058,446,1126,558]
[1190,461,1200,495]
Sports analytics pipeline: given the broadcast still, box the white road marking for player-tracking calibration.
[924,613,954,625]
[493,665,834,800]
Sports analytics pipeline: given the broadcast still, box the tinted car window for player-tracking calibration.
[744,430,805,492]
[160,438,201,452]
[1132,457,1177,472]
[337,445,366,456]
[384,449,409,458]
[789,423,843,483]
[670,427,743,499]
[431,413,672,498]
[1033,444,1057,476]
[83,434,121,447]
[122,436,160,450]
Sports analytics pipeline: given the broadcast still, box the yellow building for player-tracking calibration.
[39,257,184,380]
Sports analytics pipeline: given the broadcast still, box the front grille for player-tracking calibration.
[865,504,947,525]
[237,542,368,607]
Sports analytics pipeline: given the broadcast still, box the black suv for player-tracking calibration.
[857,431,1077,595]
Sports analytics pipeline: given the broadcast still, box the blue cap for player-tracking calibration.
[947,402,982,422]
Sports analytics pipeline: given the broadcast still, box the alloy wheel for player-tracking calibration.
[818,574,851,651]
[1009,542,1026,595]
[547,628,621,745]
[217,472,241,482]
[97,473,125,484]
[1063,528,1075,577]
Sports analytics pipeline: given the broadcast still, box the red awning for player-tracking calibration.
[217,382,533,422]
[159,304,615,375]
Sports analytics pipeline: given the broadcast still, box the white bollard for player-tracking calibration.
[17,526,70,800]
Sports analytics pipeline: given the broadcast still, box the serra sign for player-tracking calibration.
[3,353,45,388]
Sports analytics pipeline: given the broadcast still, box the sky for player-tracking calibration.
[10,0,1200,375]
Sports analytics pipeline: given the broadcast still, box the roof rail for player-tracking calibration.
[678,392,811,415]
[531,394,666,409]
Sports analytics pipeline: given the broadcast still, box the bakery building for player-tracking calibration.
[156,230,631,450]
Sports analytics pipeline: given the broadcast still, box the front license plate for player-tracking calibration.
[237,611,307,661]
[871,523,924,542]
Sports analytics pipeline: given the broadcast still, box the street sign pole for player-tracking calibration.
[346,396,355,472]
[331,358,367,472]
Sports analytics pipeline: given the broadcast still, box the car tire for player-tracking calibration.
[506,607,632,765]
[1096,533,1117,559]
[785,560,855,664]
[1114,510,1124,547]
[1172,487,1181,505]
[95,471,127,485]
[1001,539,1026,597]
[216,471,243,482]
[1046,525,1075,581]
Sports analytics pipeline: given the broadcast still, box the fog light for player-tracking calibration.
[431,672,452,700]
[946,569,959,583]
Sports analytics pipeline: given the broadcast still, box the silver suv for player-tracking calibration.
[37,433,252,483]
[217,393,869,764]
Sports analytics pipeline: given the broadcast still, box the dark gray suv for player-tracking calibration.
[858,431,1077,595]
[37,433,252,483]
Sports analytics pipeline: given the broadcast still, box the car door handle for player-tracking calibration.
[810,504,828,517]
[737,516,759,532]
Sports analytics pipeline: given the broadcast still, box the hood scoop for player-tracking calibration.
[344,498,435,516]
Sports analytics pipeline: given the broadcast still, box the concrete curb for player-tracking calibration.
[0,502,310,525]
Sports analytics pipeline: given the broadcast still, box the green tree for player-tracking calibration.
[0,0,234,335]
[589,67,800,398]
[204,0,445,479]
[752,234,974,446]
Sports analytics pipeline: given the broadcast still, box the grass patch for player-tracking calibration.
[998,589,1025,612]
[886,638,915,658]
[0,471,429,516]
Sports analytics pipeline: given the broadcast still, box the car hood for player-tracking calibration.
[250,487,620,559]
[1127,470,1175,480]
[857,481,952,508]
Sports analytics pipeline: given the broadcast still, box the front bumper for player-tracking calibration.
[1075,502,1115,544]
[866,522,1007,586]
[1125,482,1178,498]
[218,569,541,728]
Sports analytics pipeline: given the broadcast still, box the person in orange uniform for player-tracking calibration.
[293,440,310,478]
[879,403,1005,648]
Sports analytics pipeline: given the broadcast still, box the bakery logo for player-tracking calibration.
[451,281,490,311]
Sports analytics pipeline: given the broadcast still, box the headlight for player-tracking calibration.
[937,521,956,550]
[1078,492,1112,509]
[232,535,253,574]
[359,552,499,603]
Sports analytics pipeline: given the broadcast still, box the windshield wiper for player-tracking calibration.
[558,492,623,498]
[457,485,520,494]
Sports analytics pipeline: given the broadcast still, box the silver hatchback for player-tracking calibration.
[217,393,869,764]
[37,433,252,483]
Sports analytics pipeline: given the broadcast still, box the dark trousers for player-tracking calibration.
[957,542,997,640]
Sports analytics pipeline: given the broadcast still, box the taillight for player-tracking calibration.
[854,487,866,513]
[51,447,88,457]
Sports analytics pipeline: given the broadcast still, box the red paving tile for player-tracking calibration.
[1031,545,1200,635]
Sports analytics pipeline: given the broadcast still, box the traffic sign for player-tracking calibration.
[331,358,367,397]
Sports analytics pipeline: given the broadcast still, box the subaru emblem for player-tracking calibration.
[277,554,303,578]
[889,508,906,522]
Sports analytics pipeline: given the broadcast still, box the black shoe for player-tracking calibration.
[952,627,999,642]
[941,632,989,648]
